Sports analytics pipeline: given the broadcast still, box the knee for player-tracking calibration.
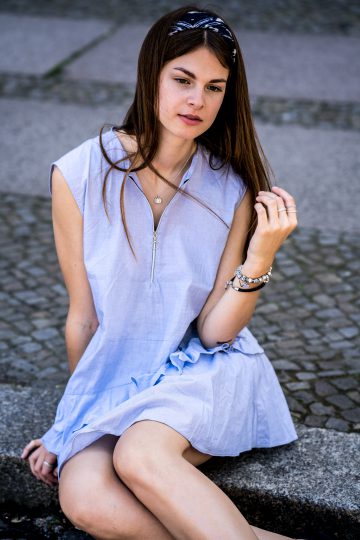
[59,483,98,533]
[59,480,115,539]
[113,437,161,489]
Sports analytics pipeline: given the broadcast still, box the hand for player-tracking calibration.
[247,186,298,266]
[21,438,58,487]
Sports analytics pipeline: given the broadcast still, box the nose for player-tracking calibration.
[187,87,205,109]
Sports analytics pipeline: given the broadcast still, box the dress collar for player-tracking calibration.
[110,126,201,188]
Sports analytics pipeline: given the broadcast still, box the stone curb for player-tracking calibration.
[1,384,359,539]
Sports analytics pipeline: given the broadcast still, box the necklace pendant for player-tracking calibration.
[154,195,163,204]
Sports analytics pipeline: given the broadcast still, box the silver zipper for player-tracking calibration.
[150,229,157,283]
[129,174,188,283]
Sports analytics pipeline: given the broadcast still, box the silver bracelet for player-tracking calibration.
[233,264,272,289]
[225,278,266,292]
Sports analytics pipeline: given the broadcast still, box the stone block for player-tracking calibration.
[1,385,359,538]
[0,14,111,75]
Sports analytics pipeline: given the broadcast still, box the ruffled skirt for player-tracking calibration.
[41,327,298,478]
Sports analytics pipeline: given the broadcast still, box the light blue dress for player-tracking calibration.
[41,127,298,478]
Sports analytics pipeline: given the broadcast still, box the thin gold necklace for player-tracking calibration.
[153,145,196,204]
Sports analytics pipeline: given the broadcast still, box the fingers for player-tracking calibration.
[21,438,41,459]
[271,186,298,227]
[256,187,298,232]
[22,439,58,487]
[40,452,57,480]
[256,192,281,228]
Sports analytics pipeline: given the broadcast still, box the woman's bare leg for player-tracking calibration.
[59,434,174,539]
[114,420,278,540]
[251,526,294,540]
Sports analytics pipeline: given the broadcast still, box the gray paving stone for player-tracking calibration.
[325,417,350,431]
[296,372,318,380]
[0,14,112,75]
[332,377,358,391]
[319,370,346,378]
[339,327,359,339]
[272,359,299,370]
[348,391,360,404]
[326,394,355,410]
[310,402,336,416]
[286,382,311,391]
[285,396,306,414]
[305,415,326,427]
[315,380,336,397]
[293,391,315,405]
[342,408,360,423]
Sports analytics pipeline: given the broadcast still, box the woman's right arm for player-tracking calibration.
[21,165,98,484]
[51,165,99,374]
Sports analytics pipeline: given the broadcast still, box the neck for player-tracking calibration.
[150,132,196,185]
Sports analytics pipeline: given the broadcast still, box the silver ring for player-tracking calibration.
[278,207,287,213]
[43,460,53,467]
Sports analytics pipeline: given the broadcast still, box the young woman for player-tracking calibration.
[21,6,301,540]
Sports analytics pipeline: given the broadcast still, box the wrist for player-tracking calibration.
[241,258,273,277]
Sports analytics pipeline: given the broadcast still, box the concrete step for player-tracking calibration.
[0,14,112,76]
[1,383,359,539]
[1,15,359,102]
[63,24,360,103]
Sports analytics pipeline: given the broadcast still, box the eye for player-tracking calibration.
[207,85,223,93]
[174,78,190,85]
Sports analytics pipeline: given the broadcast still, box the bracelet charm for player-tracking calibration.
[234,265,272,288]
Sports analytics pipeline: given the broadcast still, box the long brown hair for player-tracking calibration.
[99,5,272,259]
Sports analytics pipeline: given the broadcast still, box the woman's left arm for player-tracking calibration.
[196,186,298,349]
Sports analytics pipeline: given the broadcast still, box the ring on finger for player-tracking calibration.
[43,460,53,467]
[278,207,287,213]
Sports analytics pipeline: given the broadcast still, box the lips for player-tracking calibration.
[179,114,202,121]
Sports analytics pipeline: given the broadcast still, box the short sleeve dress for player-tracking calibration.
[41,127,298,478]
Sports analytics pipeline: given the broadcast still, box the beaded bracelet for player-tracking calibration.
[234,265,272,289]
[225,278,266,293]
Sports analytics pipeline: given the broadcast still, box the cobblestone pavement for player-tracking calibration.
[1,191,359,435]
[1,0,359,36]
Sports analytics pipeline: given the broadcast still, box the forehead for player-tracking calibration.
[163,47,229,79]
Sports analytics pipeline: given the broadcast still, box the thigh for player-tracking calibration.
[114,419,212,475]
[183,444,213,467]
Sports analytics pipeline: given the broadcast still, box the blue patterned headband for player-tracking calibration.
[168,11,236,63]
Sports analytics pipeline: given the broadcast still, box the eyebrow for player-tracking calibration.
[173,67,227,84]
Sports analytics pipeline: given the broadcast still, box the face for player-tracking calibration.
[158,47,229,143]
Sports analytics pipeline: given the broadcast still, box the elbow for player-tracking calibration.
[197,318,236,350]
[66,311,99,334]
